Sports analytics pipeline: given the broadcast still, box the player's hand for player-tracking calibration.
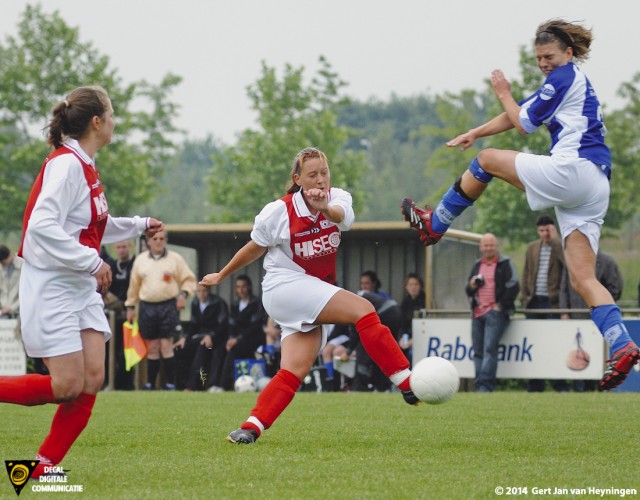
[95,261,112,294]
[145,218,164,238]
[199,273,223,287]
[173,337,186,350]
[491,69,511,98]
[304,188,329,211]
[446,130,477,151]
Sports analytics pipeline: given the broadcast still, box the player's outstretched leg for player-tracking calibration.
[354,312,420,405]
[402,159,489,246]
[401,199,443,247]
[226,369,301,444]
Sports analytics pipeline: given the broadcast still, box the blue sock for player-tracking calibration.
[591,304,632,355]
[432,186,474,234]
[323,361,335,379]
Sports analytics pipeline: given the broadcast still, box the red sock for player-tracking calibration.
[241,369,301,435]
[0,374,55,406]
[356,312,411,390]
[39,392,96,464]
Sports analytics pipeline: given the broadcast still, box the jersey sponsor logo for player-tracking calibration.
[294,233,340,259]
[539,83,556,101]
[294,230,310,237]
[91,180,101,189]
[93,192,109,218]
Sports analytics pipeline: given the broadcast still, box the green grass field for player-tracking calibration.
[2,391,639,499]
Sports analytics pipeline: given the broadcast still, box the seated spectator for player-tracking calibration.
[359,270,392,300]
[256,317,282,378]
[217,275,266,391]
[321,323,351,391]
[175,284,229,391]
[400,273,425,364]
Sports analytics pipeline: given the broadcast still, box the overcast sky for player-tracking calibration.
[1,1,637,144]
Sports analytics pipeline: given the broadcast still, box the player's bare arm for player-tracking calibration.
[491,69,525,134]
[304,188,345,223]
[199,240,266,287]
[447,112,515,151]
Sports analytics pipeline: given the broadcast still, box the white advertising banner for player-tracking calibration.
[0,319,26,376]
[412,318,605,379]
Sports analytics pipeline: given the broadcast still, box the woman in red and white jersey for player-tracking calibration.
[0,86,163,477]
[200,147,418,445]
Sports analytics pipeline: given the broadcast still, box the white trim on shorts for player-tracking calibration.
[19,262,111,358]
[515,153,609,253]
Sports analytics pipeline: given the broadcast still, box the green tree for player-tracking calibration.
[208,57,368,222]
[0,4,181,232]
[144,136,220,223]
[603,72,640,229]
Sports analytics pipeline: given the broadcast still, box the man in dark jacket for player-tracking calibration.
[174,284,229,391]
[465,233,520,392]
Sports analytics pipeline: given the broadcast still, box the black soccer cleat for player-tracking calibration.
[402,389,421,406]
[226,428,259,444]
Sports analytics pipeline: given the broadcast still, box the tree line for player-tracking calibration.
[2,5,639,247]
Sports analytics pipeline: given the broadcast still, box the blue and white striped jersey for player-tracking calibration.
[518,62,611,178]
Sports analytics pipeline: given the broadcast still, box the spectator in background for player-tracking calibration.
[521,214,568,392]
[0,244,22,320]
[126,230,196,390]
[103,240,135,390]
[216,275,266,391]
[258,316,282,378]
[400,273,425,364]
[321,323,350,390]
[174,284,229,391]
[359,270,392,300]
[465,233,519,392]
[560,250,623,391]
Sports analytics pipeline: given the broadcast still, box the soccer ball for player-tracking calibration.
[256,376,272,392]
[234,375,257,393]
[410,356,460,404]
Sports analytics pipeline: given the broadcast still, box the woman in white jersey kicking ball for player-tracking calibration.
[200,147,417,445]
[402,18,639,390]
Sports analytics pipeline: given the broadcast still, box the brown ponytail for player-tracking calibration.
[45,86,110,148]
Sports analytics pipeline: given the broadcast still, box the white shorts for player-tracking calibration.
[515,153,610,253]
[19,263,111,358]
[261,270,342,349]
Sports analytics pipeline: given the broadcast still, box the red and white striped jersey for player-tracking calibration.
[251,188,354,287]
[20,139,148,274]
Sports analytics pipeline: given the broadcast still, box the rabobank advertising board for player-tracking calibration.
[412,318,605,380]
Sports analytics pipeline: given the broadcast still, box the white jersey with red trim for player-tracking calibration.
[251,188,354,291]
[20,138,149,273]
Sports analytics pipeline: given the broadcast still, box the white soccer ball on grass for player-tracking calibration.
[234,375,257,393]
[410,356,460,404]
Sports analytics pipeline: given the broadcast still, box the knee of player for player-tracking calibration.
[52,380,84,402]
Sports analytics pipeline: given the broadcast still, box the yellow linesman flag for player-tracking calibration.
[122,320,147,371]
